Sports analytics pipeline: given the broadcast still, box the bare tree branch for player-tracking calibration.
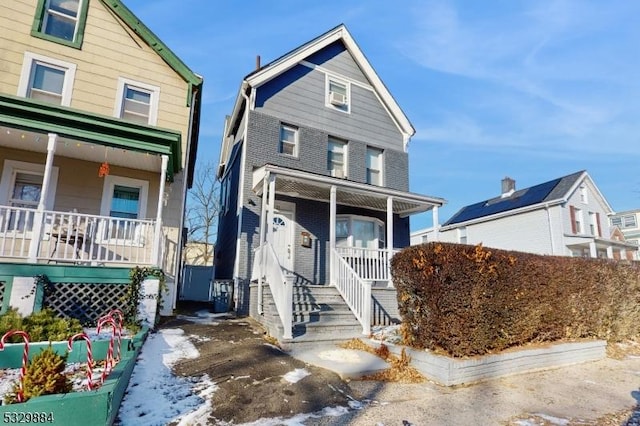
[185,161,220,265]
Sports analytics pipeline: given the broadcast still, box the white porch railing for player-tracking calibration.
[335,247,398,283]
[254,242,293,339]
[0,205,156,265]
[331,248,371,335]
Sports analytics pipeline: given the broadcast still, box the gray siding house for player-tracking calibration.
[215,25,444,347]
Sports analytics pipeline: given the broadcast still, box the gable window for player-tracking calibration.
[326,76,350,113]
[100,176,149,243]
[579,185,588,203]
[279,124,298,157]
[18,53,76,106]
[366,147,383,186]
[328,137,347,178]
[115,78,160,125]
[32,0,89,48]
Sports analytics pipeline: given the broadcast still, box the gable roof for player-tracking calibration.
[100,0,202,88]
[219,25,413,175]
[444,170,591,226]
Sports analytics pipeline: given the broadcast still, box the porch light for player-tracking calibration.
[99,161,110,177]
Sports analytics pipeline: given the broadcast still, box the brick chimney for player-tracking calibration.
[501,177,515,197]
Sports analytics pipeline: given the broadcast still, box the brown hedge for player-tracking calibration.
[391,242,640,357]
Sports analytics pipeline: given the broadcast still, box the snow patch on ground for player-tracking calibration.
[283,368,310,384]
[318,348,365,364]
[176,310,231,325]
[235,405,350,426]
[371,324,403,344]
[117,328,217,425]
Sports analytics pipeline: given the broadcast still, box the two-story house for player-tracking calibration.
[214,25,444,347]
[0,0,202,319]
[414,171,638,261]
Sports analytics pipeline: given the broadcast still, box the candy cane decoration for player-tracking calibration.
[97,316,117,383]
[67,333,94,390]
[109,309,124,361]
[0,330,30,402]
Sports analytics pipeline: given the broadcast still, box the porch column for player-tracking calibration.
[28,133,57,262]
[386,196,394,288]
[152,155,169,266]
[329,185,336,286]
[589,241,597,258]
[257,172,270,315]
[621,248,627,260]
[606,246,614,259]
[266,174,276,244]
[432,205,440,241]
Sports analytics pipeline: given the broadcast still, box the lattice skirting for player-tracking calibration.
[43,282,129,326]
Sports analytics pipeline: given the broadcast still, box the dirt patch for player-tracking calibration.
[163,316,361,424]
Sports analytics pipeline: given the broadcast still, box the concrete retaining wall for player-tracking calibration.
[371,339,607,386]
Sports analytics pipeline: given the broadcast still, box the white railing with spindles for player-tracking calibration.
[331,248,371,335]
[0,205,156,265]
[335,246,399,284]
[255,242,293,339]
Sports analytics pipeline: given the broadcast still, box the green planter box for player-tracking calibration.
[0,328,148,426]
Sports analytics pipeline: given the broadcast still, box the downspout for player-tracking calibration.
[232,84,250,311]
[174,83,200,311]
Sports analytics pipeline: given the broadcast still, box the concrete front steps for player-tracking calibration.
[259,284,366,352]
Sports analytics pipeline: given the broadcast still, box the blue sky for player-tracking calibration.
[125,0,640,231]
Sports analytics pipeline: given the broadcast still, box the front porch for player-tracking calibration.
[0,206,160,266]
[250,164,445,343]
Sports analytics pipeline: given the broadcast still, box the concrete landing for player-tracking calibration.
[291,346,389,379]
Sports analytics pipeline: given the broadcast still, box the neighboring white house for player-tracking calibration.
[413,171,638,261]
[609,209,640,248]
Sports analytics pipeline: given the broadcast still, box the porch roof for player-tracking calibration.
[564,234,640,251]
[0,94,182,178]
[252,164,445,217]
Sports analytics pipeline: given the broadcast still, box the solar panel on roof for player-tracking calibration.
[445,178,562,225]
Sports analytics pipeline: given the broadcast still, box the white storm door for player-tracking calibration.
[271,211,294,271]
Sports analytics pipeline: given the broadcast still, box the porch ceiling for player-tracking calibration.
[253,164,445,216]
[0,126,162,172]
[0,94,180,176]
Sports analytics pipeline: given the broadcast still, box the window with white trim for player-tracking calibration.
[589,212,596,235]
[279,124,298,157]
[328,137,347,178]
[574,208,583,234]
[99,176,149,243]
[18,53,76,106]
[579,185,588,203]
[335,215,385,249]
[623,215,637,229]
[115,78,160,125]
[611,217,622,228]
[0,160,59,233]
[326,76,350,112]
[366,147,383,186]
[458,227,467,244]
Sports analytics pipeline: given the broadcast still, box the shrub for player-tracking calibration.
[4,346,72,404]
[0,309,83,343]
[392,242,640,357]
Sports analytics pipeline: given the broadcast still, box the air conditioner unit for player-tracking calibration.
[329,91,346,106]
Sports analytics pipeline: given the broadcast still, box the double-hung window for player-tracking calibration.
[32,0,89,48]
[279,124,298,157]
[115,78,160,125]
[366,147,383,186]
[18,53,76,106]
[335,215,385,249]
[623,215,637,229]
[328,137,347,178]
[0,160,59,234]
[326,76,350,113]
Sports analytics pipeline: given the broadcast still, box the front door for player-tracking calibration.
[271,211,294,271]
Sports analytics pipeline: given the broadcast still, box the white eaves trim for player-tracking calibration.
[566,172,613,214]
[245,25,415,139]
